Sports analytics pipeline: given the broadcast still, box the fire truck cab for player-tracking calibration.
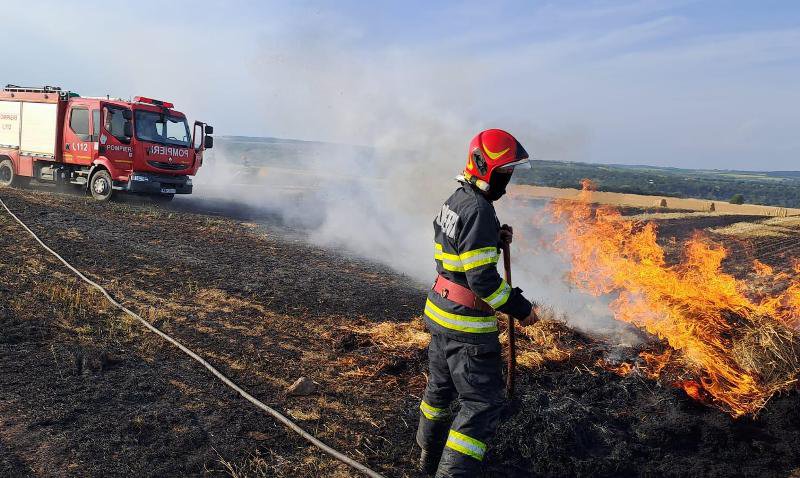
[0,85,213,201]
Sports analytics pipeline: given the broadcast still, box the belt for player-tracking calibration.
[432,274,494,314]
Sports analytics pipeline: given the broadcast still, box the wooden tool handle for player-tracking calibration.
[501,243,516,399]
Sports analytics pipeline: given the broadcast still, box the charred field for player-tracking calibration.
[1,187,800,478]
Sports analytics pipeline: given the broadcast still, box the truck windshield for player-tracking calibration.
[134,110,191,147]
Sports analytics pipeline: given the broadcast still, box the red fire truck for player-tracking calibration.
[0,85,212,201]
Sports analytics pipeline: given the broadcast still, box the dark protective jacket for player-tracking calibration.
[424,181,533,344]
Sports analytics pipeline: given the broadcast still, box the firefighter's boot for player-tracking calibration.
[418,447,442,476]
[416,410,449,476]
[434,448,474,478]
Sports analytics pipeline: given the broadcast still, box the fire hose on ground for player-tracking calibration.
[0,196,386,478]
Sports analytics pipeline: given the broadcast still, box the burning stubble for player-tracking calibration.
[548,181,800,416]
[186,14,800,417]
[194,139,800,417]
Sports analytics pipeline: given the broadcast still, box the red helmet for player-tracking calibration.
[463,129,530,192]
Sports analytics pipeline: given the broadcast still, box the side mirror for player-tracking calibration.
[122,110,132,120]
[204,125,214,135]
[123,121,133,138]
[204,135,214,149]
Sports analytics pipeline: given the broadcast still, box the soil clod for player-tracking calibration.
[286,377,318,396]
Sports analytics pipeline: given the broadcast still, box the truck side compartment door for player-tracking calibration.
[18,101,58,177]
[0,100,23,175]
[63,105,95,166]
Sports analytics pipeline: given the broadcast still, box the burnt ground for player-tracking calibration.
[491,341,800,478]
[1,186,800,478]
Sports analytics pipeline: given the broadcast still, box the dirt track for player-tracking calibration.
[2,187,800,478]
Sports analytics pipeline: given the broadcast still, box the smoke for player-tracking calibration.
[193,137,454,282]
[192,10,473,282]
[192,138,627,338]
[495,197,623,337]
[188,11,625,338]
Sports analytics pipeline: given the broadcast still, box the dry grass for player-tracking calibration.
[761,216,800,227]
[215,448,352,478]
[711,216,800,238]
[344,313,579,372]
[35,279,107,328]
[625,211,724,221]
[325,318,429,390]
[358,318,429,350]
[731,315,800,400]
[32,278,151,347]
[195,288,270,315]
[56,227,84,241]
[511,319,579,369]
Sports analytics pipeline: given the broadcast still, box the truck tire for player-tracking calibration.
[0,159,14,188]
[89,169,113,201]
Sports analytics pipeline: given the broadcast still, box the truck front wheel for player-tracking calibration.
[0,159,14,188]
[89,169,113,201]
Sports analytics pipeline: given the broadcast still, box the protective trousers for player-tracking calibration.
[416,333,506,477]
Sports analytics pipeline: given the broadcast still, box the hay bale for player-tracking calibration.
[656,198,668,208]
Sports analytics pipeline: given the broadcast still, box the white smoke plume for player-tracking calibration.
[191,140,627,338]
[187,10,622,337]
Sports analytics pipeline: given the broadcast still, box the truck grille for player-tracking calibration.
[147,160,188,171]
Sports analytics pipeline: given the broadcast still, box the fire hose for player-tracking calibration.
[0,196,385,478]
[500,243,517,399]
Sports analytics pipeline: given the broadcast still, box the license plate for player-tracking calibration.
[160,188,176,194]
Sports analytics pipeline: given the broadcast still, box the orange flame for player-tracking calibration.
[752,260,774,277]
[549,183,800,416]
[676,380,705,401]
[596,358,634,376]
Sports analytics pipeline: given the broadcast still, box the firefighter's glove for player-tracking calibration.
[499,224,514,246]
[519,303,541,327]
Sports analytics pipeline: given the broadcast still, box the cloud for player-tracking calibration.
[2,0,798,169]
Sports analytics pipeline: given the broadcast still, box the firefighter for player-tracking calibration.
[417,129,540,477]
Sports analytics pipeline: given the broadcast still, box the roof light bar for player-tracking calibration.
[133,96,174,109]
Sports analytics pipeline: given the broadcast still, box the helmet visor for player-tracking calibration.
[515,139,529,160]
[496,158,531,173]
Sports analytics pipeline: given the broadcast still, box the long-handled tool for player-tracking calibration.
[500,242,516,399]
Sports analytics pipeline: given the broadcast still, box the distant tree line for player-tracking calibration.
[513,160,800,208]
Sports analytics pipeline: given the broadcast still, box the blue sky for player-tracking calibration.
[2,0,799,170]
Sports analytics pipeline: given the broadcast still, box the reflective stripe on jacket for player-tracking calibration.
[424,182,532,343]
